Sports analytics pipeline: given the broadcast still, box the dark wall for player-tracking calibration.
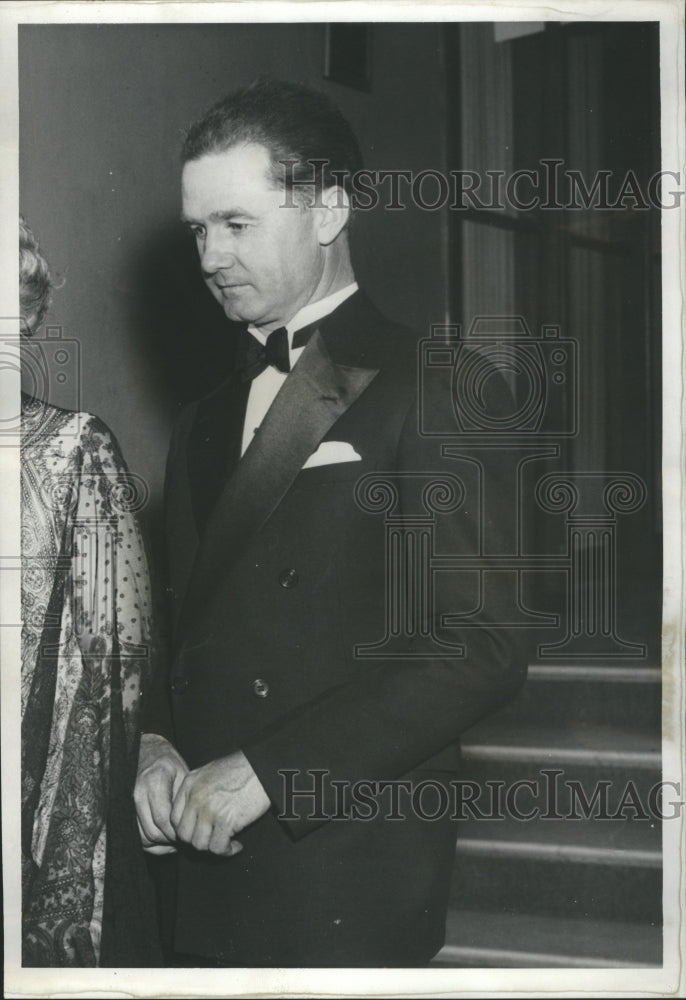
[19,23,447,509]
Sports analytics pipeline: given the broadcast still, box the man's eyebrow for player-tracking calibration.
[180,208,258,224]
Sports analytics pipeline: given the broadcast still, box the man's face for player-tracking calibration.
[181,143,324,331]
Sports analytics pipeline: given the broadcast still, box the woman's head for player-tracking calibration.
[20,216,53,334]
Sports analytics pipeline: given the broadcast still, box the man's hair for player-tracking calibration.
[19,216,53,333]
[181,78,364,210]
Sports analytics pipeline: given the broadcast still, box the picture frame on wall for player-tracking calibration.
[323,23,372,91]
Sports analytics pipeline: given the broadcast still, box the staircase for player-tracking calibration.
[434,661,662,968]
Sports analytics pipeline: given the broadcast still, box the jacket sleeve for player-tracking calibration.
[140,402,198,742]
[242,370,532,838]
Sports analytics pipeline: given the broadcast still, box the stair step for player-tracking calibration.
[459,722,663,809]
[433,910,662,968]
[450,842,662,923]
[490,663,661,732]
[462,723,661,769]
[451,795,661,925]
[456,815,661,866]
[529,664,661,683]
[440,656,664,953]
[459,757,661,809]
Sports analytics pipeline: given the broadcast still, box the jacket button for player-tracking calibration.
[252,678,269,698]
[278,568,299,588]
[171,677,189,694]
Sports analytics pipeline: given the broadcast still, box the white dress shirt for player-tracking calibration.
[240,282,358,456]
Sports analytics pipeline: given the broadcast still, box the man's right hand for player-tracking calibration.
[135,733,189,855]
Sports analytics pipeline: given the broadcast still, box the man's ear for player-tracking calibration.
[314,185,351,246]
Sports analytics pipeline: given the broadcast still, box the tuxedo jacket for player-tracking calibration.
[146,291,529,966]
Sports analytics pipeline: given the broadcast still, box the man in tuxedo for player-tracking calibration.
[135,78,528,967]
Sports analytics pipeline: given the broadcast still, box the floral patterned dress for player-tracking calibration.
[21,394,159,966]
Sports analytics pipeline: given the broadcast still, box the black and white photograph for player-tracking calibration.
[1,1,684,997]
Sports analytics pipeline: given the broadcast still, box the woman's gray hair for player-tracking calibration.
[20,216,53,333]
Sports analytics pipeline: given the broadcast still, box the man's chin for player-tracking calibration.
[207,285,250,320]
[216,299,252,324]
[221,306,245,322]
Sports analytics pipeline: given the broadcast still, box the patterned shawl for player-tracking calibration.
[21,394,160,966]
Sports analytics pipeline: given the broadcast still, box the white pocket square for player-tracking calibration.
[302,441,361,469]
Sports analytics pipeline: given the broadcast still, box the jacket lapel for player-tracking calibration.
[176,329,378,642]
[187,370,250,534]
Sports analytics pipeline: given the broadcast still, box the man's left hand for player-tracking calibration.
[170,750,271,856]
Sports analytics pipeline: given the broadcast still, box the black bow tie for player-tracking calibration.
[237,322,319,382]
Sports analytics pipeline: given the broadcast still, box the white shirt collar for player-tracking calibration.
[248,282,358,348]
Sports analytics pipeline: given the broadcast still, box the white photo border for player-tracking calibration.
[1,2,683,997]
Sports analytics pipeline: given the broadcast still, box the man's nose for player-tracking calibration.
[200,234,234,275]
